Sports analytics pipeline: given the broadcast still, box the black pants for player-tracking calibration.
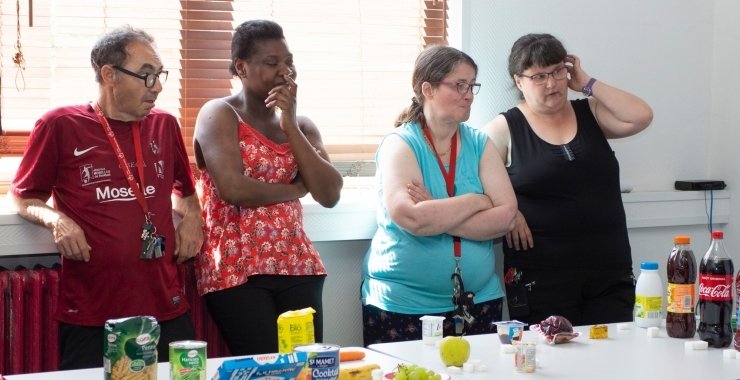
[59,313,195,370]
[362,298,504,346]
[204,274,325,356]
[505,266,635,326]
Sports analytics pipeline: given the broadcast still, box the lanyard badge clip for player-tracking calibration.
[451,260,475,334]
[140,212,164,259]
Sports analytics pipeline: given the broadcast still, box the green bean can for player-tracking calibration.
[169,340,207,380]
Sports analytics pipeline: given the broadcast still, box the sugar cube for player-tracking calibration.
[500,344,516,354]
[684,340,708,350]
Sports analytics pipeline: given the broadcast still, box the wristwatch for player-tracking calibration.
[582,78,597,97]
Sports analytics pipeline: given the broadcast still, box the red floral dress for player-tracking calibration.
[194,120,327,296]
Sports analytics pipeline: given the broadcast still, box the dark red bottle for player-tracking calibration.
[666,235,696,338]
[698,231,734,348]
[736,266,740,351]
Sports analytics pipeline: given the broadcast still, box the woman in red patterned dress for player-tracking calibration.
[192,19,343,355]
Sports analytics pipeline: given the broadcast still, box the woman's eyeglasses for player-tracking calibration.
[435,81,482,95]
[113,65,168,88]
[518,66,568,85]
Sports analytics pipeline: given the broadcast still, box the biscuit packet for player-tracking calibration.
[104,316,160,380]
[213,352,308,380]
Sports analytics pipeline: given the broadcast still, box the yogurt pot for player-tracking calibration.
[493,320,528,344]
[419,315,445,345]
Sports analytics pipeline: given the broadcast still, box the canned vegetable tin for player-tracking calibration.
[294,343,340,380]
[169,340,207,380]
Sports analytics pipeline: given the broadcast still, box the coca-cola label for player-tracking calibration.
[698,273,733,301]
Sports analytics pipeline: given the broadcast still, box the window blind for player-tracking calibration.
[0,0,447,163]
[0,0,183,154]
[179,0,235,165]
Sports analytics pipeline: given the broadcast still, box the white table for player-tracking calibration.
[4,347,405,379]
[369,323,740,379]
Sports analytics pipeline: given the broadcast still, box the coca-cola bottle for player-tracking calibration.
[666,235,696,338]
[698,230,734,348]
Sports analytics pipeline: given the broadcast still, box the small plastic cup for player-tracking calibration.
[493,320,528,344]
[513,341,536,373]
[420,315,445,345]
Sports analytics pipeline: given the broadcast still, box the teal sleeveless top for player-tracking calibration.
[362,121,504,314]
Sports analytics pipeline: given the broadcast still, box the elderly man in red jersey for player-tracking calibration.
[8,25,203,370]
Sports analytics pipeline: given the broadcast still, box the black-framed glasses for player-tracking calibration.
[436,81,482,95]
[112,65,168,88]
[518,66,568,85]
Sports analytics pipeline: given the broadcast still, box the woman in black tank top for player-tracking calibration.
[481,33,653,326]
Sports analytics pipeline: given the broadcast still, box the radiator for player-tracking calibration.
[0,262,229,376]
[0,265,60,375]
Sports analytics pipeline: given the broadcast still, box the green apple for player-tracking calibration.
[438,336,470,367]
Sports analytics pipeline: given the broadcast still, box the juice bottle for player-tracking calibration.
[666,235,696,338]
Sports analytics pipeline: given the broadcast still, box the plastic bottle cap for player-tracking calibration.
[673,235,690,244]
[711,231,724,239]
[640,261,659,270]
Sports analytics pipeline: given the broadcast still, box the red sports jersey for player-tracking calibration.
[10,103,195,326]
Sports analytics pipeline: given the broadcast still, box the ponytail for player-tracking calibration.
[394,96,424,128]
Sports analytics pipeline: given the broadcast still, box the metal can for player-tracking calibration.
[294,343,340,380]
[169,340,207,380]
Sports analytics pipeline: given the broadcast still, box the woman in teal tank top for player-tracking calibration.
[361,46,518,345]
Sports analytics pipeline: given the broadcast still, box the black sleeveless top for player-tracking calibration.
[502,99,631,270]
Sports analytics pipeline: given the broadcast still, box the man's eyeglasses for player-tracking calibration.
[435,81,482,95]
[112,65,168,88]
[518,66,568,85]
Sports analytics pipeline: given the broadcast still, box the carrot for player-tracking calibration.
[339,349,366,362]
[296,367,311,380]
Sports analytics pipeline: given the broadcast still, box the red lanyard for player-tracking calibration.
[93,103,150,217]
[422,122,461,258]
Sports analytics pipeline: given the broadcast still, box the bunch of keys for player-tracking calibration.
[140,218,165,260]
[451,265,475,335]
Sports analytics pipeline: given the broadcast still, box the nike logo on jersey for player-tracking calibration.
[74,146,98,157]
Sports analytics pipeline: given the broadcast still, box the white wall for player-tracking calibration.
[459,0,715,193]
[711,0,740,257]
[315,240,369,347]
